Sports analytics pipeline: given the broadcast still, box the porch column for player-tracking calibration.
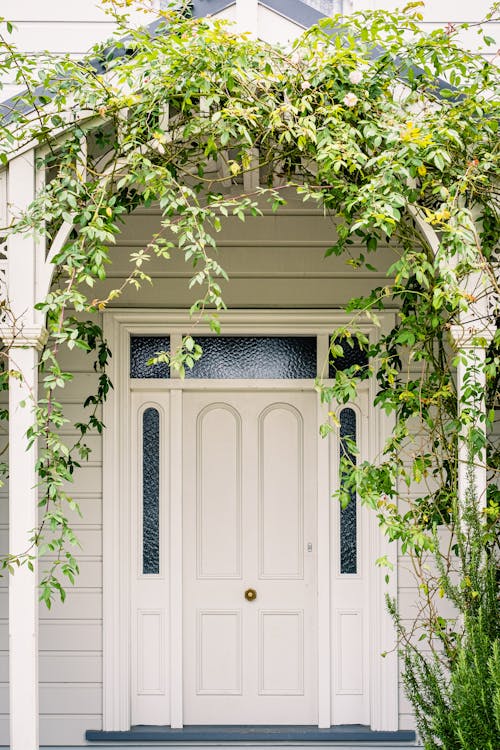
[7,338,46,750]
[450,321,494,512]
[1,151,46,750]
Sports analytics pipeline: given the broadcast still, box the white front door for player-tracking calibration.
[183,390,317,724]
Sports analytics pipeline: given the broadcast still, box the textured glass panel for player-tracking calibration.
[185,337,317,379]
[130,336,170,378]
[340,407,357,574]
[329,335,368,378]
[143,408,160,575]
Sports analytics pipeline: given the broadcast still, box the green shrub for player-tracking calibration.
[398,525,500,750]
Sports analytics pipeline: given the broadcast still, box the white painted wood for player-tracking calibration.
[236,0,258,36]
[169,389,184,727]
[8,348,39,750]
[363,0,493,21]
[38,590,102,620]
[6,23,124,55]
[213,4,237,24]
[40,220,74,302]
[130,393,170,725]
[0,619,101,650]
[182,390,317,724]
[4,150,44,750]
[257,6,304,44]
[102,312,129,730]
[451,339,492,512]
[330,397,369,726]
[367,316,399,732]
[243,148,260,194]
[6,154,37,324]
[103,309,397,731]
[1,1,114,22]
[0,172,7,304]
[316,320,332,726]
[0,682,102,715]
[316,389,331,728]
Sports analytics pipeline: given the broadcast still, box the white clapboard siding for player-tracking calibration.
[43,372,107,404]
[0,714,103,746]
[0,682,102,715]
[399,712,417,731]
[0,435,101,461]
[56,524,101,556]
[0,495,101,527]
[0,620,101,652]
[93,197,397,309]
[32,528,102,557]
[0,558,101,590]
[41,714,102,745]
[0,652,101,683]
[0,588,101,620]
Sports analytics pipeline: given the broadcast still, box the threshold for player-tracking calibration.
[86,725,416,743]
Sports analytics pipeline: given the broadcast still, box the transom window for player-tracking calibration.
[130,333,369,380]
[130,335,317,379]
[184,336,317,379]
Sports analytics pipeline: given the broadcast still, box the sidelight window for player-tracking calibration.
[339,407,357,574]
[142,407,160,574]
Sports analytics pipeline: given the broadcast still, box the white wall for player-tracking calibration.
[353,0,499,60]
[0,0,155,101]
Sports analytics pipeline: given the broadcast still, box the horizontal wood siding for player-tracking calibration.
[95,201,396,309]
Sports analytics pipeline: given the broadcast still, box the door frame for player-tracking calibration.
[102,309,398,731]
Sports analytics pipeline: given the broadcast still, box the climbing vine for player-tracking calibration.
[0,3,498,725]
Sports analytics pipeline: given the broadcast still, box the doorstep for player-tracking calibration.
[85,725,416,744]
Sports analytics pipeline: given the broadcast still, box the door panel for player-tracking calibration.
[197,405,242,579]
[259,610,304,695]
[197,610,242,694]
[183,391,317,725]
[259,405,303,579]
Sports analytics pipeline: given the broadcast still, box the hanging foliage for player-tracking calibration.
[0,4,498,721]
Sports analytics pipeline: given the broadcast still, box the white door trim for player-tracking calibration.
[102,309,398,731]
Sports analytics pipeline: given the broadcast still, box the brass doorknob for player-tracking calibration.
[244,588,257,601]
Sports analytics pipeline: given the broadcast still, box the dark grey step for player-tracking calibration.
[86,725,416,744]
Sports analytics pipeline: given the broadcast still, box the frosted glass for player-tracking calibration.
[143,408,160,575]
[130,336,170,378]
[329,336,368,377]
[185,337,317,379]
[340,407,357,574]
